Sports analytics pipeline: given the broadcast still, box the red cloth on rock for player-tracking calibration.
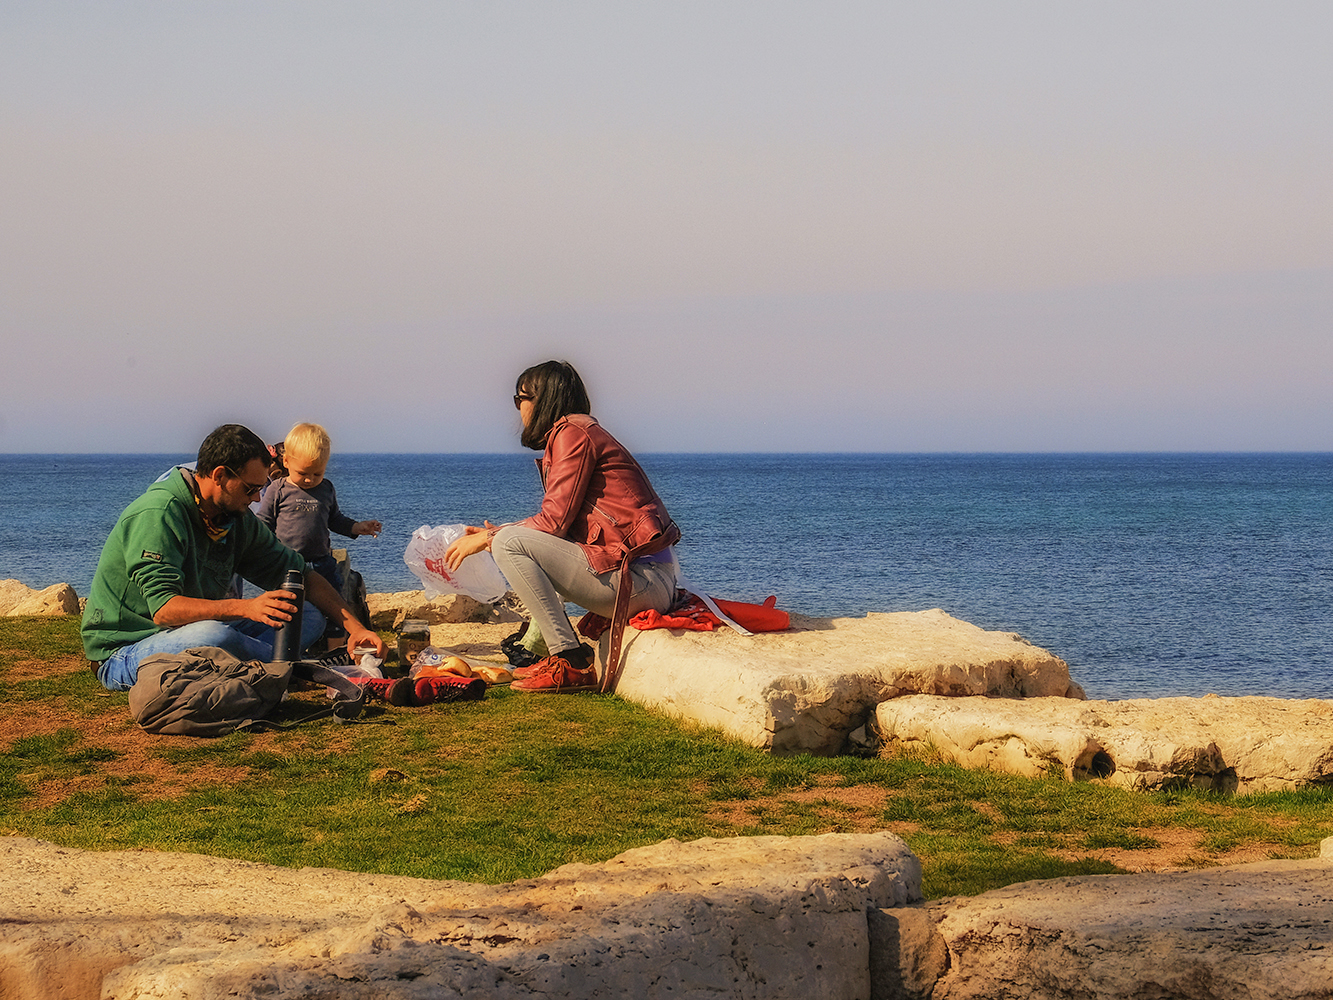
[579,593,789,638]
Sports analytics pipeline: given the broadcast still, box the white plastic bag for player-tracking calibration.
[403,524,509,604]
[323,647,384,698]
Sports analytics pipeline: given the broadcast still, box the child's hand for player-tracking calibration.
[353,520,382,538]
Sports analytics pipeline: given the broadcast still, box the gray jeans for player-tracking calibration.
[491,526,677,654]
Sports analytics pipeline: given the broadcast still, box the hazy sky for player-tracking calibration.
[2,2,1330,452]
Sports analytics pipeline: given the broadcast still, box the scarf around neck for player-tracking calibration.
[182,468,234,542]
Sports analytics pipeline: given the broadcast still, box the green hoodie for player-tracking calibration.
[81,468,305,663]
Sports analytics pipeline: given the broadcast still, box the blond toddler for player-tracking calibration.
[257,423,381,592]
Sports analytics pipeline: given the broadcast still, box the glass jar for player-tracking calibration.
[396,619,430,670]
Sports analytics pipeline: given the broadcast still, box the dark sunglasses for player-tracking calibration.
[225,467,267,498]
[513,393,535,409]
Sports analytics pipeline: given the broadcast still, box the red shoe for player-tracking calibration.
[351,676,415,706]
[513,644,594,680]
[511,651,599,693]
[413,675,486,705]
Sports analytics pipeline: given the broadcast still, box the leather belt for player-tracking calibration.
[600,521,680,694]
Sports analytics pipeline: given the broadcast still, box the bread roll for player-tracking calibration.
[443,656,472,677]
[473,664,514,684]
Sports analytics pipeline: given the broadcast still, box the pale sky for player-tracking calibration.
[2,2,1331,452]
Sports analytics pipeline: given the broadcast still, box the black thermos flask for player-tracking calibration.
[272,568,305,662]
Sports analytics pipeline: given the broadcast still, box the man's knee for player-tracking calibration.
[159,621,268,663]
[179,620,246,648]
[97,620,241,691]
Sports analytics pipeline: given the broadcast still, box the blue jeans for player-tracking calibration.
[96,603,327,692]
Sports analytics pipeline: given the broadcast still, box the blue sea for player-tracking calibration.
[2,453,1330,701]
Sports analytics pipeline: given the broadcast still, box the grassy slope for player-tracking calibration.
[2,617,1330,899]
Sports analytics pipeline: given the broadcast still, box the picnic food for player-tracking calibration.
[472,664,514,684]
[413,657,473,678]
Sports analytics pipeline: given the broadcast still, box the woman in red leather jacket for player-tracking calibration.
[445,361,680,693]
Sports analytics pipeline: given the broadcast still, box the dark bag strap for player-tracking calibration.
[235,660,373,731]
[600,520,681,694]
[266,659,369,722]
[293,660,368,721]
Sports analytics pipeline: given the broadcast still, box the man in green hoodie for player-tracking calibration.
[82,424,385,691]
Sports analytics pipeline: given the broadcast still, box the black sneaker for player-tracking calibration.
[315,648,355,668]
[501,623,543,669]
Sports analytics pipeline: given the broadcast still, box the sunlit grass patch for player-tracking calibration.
[906,831,1125,898]
[1082,828,1160,851]
[0,617,84,663]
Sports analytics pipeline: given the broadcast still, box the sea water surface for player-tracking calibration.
[2,453,1329,701]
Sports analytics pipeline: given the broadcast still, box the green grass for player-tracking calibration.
[3,616,1331,898]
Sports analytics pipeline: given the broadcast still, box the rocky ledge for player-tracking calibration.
[876,694,1333,793]
[914,838,1333,1000]
[3,834,1331,1000]
[0,832,919,1000]
[608,608,1084,756]
[365,590,506,629]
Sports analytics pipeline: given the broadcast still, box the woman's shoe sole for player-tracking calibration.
[511,672,598,694]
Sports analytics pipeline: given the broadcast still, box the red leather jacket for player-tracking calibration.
[519,414,679,574]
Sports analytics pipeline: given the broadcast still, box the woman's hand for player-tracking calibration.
[445,523,496,571]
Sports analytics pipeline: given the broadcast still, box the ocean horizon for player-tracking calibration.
[3,451,1330,702]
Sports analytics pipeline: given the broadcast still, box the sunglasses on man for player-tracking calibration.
[224,467,267,498]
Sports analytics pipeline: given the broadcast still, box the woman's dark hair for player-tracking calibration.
[197,424,272,476]
[517,361,591,450]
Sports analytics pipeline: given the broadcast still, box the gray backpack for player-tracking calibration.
[128,646,363,736]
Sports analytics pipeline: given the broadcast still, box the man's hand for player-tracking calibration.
[153,591,293,629]
[345,626,387,659]
[245,589,301,627]
[352,520,382,537]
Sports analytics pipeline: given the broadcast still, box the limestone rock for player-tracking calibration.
[0,832,920,1000]
[868,905,950,1000]
[917,847,1333,999]
[0,578,29,613]
[0,580,79,617]
[365,590,492,629]
[607,608,1082,756]
[876,694,1333,793]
